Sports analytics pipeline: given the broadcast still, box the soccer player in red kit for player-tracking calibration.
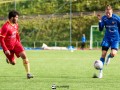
[0,10,33,79]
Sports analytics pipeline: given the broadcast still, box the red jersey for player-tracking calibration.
[0,21,20,51]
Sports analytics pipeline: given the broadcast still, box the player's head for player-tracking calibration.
[8,10,19,24]
[105,5,113,18]
[83,34,85,37]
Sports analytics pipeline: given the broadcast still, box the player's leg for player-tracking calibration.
[82,42,85,50]
[81,43,84,50]
[106,41,119,65]
[97,49,107,78]
[106,49,117,65]
[100,46,109,65]
[97,40,109,78]
[19,51,33,79]
[93,48,108,78]
[84,43,86,49]
[100,39,110,65]
[4,50,16,65]
[93,69,103,78]
[14,42,33,79]
[6,58,10,64]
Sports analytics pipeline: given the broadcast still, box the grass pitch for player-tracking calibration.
[0,50,120,90]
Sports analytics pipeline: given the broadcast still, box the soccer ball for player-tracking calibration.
[94,60,103,70]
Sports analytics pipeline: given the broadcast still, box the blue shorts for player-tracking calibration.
[101,40,119,50]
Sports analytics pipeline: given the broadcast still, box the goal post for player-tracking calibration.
[90,25,98,50]
[90,25,105,49]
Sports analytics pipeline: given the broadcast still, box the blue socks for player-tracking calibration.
[100,57,105,65]
[100,54,114,65]
[108,54,114,58]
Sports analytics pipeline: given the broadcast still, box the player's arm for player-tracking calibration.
[0,26,8,51]
[97,14,104,31]
[0,36,8,51]
[114,15,120,36]
[0,26,11,55]
[116,16,120,31]
[0,36,10,55]
[115,15,120,42]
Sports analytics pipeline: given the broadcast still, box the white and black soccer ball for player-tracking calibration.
[51,84,56,89]
[94,60,103,70]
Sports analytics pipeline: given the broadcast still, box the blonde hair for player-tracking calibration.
[105,5,112,10]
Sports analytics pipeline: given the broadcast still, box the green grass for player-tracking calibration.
[0,50,120,90]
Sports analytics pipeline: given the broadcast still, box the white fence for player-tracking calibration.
[21,41,102,49]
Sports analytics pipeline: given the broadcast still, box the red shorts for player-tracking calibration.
[4,42,24,63]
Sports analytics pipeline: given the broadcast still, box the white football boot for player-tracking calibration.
[98,70,103,78]
[106,56,111,65]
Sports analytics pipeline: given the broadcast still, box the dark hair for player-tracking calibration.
[8,10,19,19]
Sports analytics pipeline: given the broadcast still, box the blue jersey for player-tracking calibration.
[99,14,120,41]
[81,36,86,43]
[99,14,120,49]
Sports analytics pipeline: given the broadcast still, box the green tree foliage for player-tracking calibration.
[0,0,119,47]
[16,15,97,43]
[0,0,120,17]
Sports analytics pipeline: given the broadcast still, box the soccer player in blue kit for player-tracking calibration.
[94,5,120,78]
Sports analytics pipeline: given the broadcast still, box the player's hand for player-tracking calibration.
[5,50,11,55]
[97,14,101,20]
